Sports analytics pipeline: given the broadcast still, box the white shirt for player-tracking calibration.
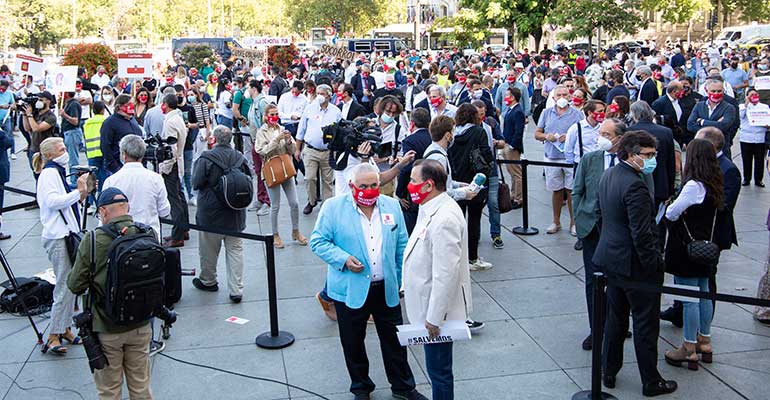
[740,103,770,143]
[216,91,233,119]
[297,101,342,150]
[603,151,618,170]
[665,180,706,221]
[91,74,111,89]
[355,203,383,282]
[75,90,92,120]
[565,119,600,164]
[372,71,386,88]
[344,64,357,84]
[667,94,682,121]
[429,103,457,119]
[103,162,171,239]
[340,98,353,120]
[37,167,81,240]
[277,92,307,125]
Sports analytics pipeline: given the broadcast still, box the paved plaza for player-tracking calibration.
[1,126,769,400]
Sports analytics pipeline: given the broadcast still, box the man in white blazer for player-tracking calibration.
[402,159,472,400]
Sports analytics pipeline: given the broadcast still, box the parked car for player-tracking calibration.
[738,37,770,57]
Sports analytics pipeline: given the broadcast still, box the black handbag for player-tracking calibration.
[58,209,83,264]
[497,163,513,213]
[682,211,720,268]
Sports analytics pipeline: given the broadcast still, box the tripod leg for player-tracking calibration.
[0,248,43,343]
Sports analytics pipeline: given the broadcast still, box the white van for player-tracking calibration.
[714,24,770,48]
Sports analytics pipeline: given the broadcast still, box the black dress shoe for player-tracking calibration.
[603,374,616,389]
[192,278,219,292]
[582,334,592,350]
[742,181,750,186]
[229,294,243,303]
[757,182,765,188]
[353,393,371,400]
[660,306,683,328]
[303,202,316,215]
[392,390,428,400]
[642,379,677,397]
[574,239,583,251]
[511,201,523,210]
[0,232,10,241]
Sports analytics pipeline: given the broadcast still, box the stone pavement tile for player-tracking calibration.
[702,350,770,400]
[714,273,766,298]
[0,318,48,364]
[0,363,24,398]
[659,325,770,356]
[461,283,510,324]
[517,313,671,370]
[710,302,770,339]
[291,383,434,400]
[480,276,586,319]
[283,336,428,398]
[151,344,289,400]
[410,320,559,381]
[468,247,569,283]
[565,360,747,400]
[0,255,52,280]
[452,370,581,400]
[532,244,583,274]
[5,358,97,400]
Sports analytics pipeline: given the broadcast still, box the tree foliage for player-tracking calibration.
[62,43,117,75]
[287,0,400,36]
[179,45,215,70]
[433,9,491,49]
[268,44,300,72]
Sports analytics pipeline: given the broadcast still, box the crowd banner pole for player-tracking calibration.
[572,272,617,400]
[512,159,538,235]
[256,236,295,349]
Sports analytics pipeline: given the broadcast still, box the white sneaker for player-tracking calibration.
[470,259,493,271]
[570,224,577,237]
[10,153,16,160]
[546,223,561,234]
[257,203,270,216]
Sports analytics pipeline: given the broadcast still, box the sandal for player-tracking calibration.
[61,328,82,345]
[42,336,67,355]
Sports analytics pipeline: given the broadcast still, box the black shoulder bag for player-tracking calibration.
[682,211,721,271]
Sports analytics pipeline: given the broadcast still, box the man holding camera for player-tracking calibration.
[67,187,154,400]
[21,91,57,176]
[159,94,189,248]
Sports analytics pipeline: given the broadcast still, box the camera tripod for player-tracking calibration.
[0,246,44,344]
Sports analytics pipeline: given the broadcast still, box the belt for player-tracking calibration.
[370,280,384,287]
[305,143,328,152]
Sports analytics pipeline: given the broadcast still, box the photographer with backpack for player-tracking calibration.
[191,125,253,303]
[67,187,157,399]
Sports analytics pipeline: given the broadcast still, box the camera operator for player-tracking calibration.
[60,90,83,187]
[100,94,143,174]
[34,137,90,355]
[103,135,171,241]
[67,187,154,399]
[159,94,189,248]
[21,91,57,177]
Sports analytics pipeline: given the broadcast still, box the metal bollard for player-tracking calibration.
[255,236,296,349]
[512,159,538,235]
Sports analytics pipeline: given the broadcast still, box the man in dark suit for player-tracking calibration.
[661,127,742,327]
[373,75,405,107]
[593,130,678,397]
[456,79,495,119]
[605,70,631,104]
[686,79,737,157]
[268,66,288,102]
[652,81,688,146]
[628,101,676,207]
[351,65,377,113]
[502,87,526,208]
[337,84,368,121]
[675,77,702,145]
[572,118,626,350]
[637,66,659,106]
[396,108,433,234]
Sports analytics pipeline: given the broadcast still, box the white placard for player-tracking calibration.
[754,75,770,91]
[396,320,471,346]
[13,54,45,78]
[117,53,153,79]
[50,66,78,93]
[244,37,291,47]
[747,107,770,127]
[225,316,250,325]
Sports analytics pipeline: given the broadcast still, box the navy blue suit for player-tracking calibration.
[350,74,377,112]
[686,99,738,154]
[503,103,525,152]
[396,128,433,234]
[715,154,741,250]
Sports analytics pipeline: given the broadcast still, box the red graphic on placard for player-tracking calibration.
[20,62,29,72]
[127,66,145,74]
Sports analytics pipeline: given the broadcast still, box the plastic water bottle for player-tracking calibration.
[467,173,487,193]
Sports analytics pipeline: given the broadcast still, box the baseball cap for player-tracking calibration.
[96,187,129,208]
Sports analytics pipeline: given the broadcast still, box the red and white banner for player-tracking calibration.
[13,54,45,78]
[117,53,153,78]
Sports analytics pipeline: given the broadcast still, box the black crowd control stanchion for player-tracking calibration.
[573,272,616,400]
[256,237,295,349]
[512,159,538,235]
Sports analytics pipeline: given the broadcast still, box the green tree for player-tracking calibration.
[62,43,117,75]
[548,0,647,58]
[433,9,491,49]
[287,0,400,36]
[179,44,215,69]
[641,0,712,24]
[9,1,64,55]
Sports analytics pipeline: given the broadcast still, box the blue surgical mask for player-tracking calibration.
[640,155,656,175]
[381,114,395,124]
[187,95,196,104]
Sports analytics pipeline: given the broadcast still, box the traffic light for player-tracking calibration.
[98,28,104,37]
[333,20,341,32]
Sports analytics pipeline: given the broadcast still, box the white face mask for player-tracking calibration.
[102,94,113,102]
[596,136,613,152]
[35,100,45,109]
[53,152,69,167]
[555,97,570,109]
[472,90,483,99]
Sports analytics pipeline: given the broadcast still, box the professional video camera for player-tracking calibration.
[322,119,390,159]
[68,165,98,194]
[15,94,39,114]
[144,134,178,164]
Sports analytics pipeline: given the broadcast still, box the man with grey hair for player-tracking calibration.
[191,125,252,303]
[637,65,659,105]
[687,78,738,157]
[310,162,427,400]
[427,85,457,119]
[296,83,341,215]
[102,134,171,240]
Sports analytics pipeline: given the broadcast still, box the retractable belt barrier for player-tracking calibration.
[1,185,37,213]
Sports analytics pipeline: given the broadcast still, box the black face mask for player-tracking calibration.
[177,96,184,104]
[731,63,738,69]
[635,75,642,80]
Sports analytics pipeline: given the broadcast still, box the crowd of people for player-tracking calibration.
[0,37,769,400]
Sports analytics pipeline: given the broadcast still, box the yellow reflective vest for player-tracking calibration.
[83,114,106,159]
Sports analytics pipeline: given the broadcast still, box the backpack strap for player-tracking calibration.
[86,231,96,313]
[577,122,584,158]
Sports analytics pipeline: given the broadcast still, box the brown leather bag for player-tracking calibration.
[261,153,297,188]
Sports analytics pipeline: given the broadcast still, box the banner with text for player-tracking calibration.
[50,66,79,93]
[13,54,45,78]
[117,53,153,78]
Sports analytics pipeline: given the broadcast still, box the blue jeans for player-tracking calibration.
[216,115,233,129]
[63,128,83,186]
[486,174,500,238]
[1,117,13,154]
[674,276,713,343]
[87,157,106,193]
[183,149,193,198]
[425,342,454,400]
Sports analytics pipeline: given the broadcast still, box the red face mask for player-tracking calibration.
[212,77,218,83]
[225,84,233,91]
[287,74,293,80]
[207,135,216,149]
[504,96,514,106]
[507,76,515,83]
[652,72,662,80]
[675,90,685,99]
[362,72,369,78]
[572,96,583,106]
[267,115,280,125]
[407,78,414,85]
[138,94,148,103]
[385,81,396,89]
[749,94,760,104]
[351,185,380,207]
[0,87,5,93]
[457,76,467,83]
[593,111,606,123]
[708,92,723,103]
[122,103,136,115]
[407,180,433,205]
[75,83,83,91]
[608,104,620,113]
[165,77,173,83]
[336,90,345,98]
[430,97,443,107]
[120,82,127,89]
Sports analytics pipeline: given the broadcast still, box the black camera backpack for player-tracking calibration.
[200,153,254,210]
[99,223,167,325]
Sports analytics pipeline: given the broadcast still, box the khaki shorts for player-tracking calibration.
[543,156,573,191]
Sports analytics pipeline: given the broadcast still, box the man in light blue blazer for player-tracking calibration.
[310,163,426,400]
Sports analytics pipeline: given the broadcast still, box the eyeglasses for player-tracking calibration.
[637,151,658,159]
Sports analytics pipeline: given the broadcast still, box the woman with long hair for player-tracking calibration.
[252,104,307,248]
[174,65,190,90]
[133,87,153,127]
[606,95,633,126]
[34,137,88,355]
[573,75,592,98]
[664,139,726,370]
[98,86,117,114]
